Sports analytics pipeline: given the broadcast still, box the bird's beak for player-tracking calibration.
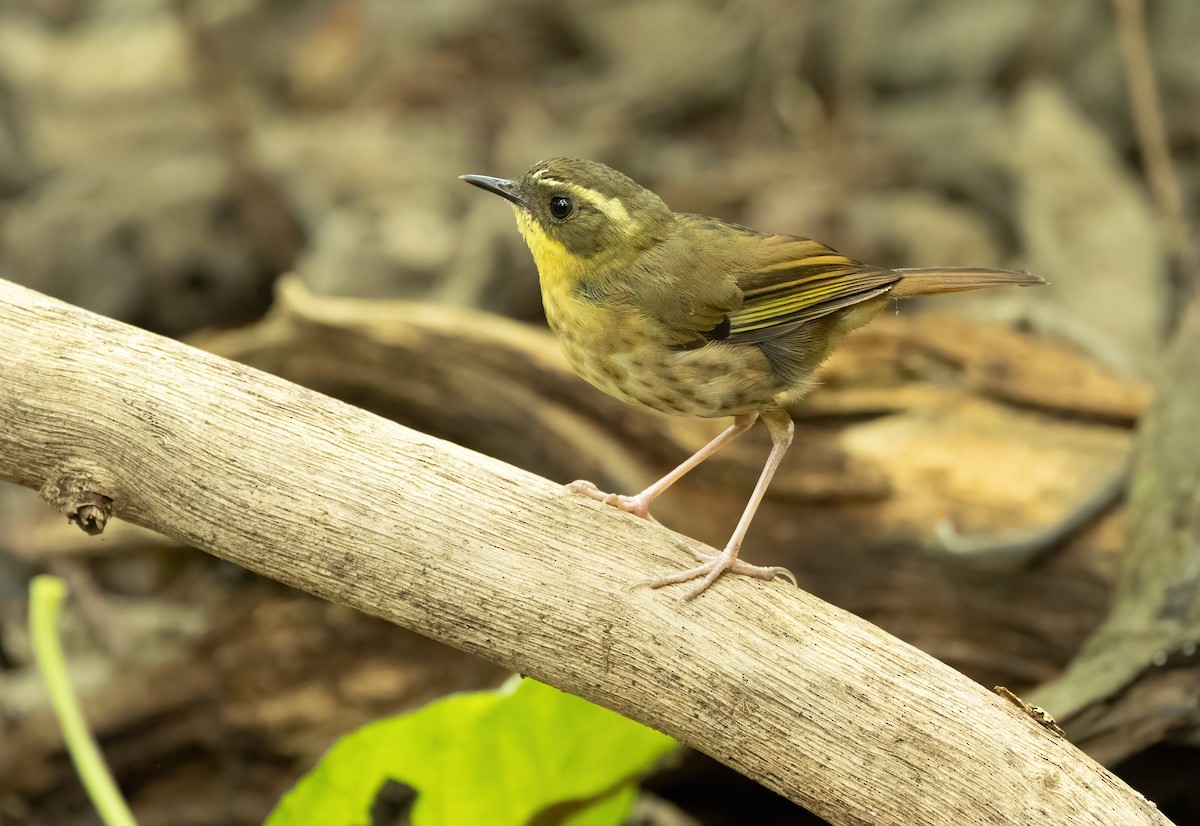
[459,174,527,209]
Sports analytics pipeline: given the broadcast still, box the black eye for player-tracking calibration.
[549,195,573,220]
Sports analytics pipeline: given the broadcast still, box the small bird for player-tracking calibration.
[462,158,1043,599]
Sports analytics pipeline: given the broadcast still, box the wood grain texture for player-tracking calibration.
[0,278,1168,825]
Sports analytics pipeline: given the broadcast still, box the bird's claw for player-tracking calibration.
[565,480,655,521]
[565,479,603,498]
[567,480,797,598]
[646,541,797,600]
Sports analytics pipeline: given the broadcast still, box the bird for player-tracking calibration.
[461,158,1044,599]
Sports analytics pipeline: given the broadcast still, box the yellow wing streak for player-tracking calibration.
[751,254,852,276]
[735,277,864,320]
[724,238,900,342]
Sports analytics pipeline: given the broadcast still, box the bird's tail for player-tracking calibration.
[889,267,1045,298]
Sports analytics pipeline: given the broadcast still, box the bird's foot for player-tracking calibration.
[647,542,798,600]
[565,480,657,522]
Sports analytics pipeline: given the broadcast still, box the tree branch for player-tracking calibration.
[0,278,1168,825]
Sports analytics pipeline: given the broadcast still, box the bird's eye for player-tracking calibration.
[549,195,573,220]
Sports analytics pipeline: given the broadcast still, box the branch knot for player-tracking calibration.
[40,474,115,536]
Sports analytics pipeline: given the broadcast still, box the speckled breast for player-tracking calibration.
[541,287,786,419]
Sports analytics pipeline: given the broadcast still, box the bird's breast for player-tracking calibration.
[541,280,786,418]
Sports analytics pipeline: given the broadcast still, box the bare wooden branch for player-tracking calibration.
[0,278,1168,825]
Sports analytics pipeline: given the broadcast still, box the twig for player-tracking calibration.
[1113,0,1200,310]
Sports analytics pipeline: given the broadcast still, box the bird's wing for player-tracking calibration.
[719,233,900,344]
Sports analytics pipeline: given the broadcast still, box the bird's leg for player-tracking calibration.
[648,405,797,599]
[566,413,758,522]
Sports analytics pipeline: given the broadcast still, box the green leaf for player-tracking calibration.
[264,677,677,826]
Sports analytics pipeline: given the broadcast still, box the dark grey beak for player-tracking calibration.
[459,174,526,209]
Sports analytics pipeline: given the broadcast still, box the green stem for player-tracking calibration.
[29,575,137,826]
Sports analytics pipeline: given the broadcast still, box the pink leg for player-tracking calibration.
[566,413,758,522]
[647,405,798,599]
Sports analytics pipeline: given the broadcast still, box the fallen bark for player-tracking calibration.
[0,277,1168,825]
[1030,293,1200,766]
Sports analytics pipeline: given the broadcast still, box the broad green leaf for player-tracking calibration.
[265,677,677,826]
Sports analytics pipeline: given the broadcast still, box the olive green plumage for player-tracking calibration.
[462,158,1043,598]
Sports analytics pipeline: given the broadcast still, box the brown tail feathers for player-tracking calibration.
[888,267,1045,299]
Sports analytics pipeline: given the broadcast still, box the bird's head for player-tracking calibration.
[461,158,674,284]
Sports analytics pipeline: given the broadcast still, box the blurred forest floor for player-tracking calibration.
[1,1,1199,824]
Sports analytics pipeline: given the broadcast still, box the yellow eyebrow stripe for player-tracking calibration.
[533,178,634,229]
